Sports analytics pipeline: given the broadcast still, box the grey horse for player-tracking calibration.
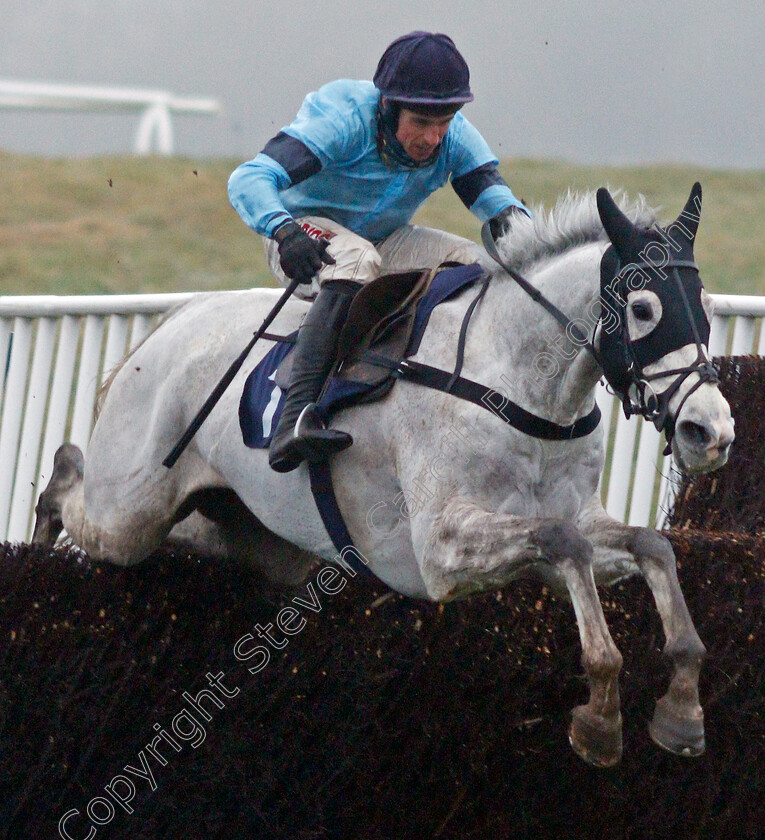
[33,185,734,767]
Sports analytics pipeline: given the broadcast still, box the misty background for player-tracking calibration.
[0,1,762,169]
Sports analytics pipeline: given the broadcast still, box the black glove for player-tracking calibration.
[488,204,530,241]
[274,221,336,284]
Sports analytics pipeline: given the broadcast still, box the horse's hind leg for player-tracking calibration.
[579,500,706,757]
[32,443,84,546]
[35,445,316,583]
[533,521,624,767]
[421,499,623,767]
[168,488,317,586]
[33,443,176,565]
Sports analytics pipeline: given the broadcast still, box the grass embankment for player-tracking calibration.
[1,151,762,296]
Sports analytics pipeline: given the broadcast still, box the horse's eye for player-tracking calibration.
[631,301,653,321]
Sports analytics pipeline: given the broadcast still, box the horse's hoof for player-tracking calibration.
[649,696,705,757]
[569,705,623,768]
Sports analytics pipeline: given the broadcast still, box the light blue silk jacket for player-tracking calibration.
[228,79,525,242]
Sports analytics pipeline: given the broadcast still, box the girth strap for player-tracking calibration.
[307,459,374,580]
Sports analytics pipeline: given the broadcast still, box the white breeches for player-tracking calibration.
[264,216,486,299]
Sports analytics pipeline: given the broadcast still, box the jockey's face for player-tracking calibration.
[396,108,454,161]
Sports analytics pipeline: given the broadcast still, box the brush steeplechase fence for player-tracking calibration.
[0,291,762,544]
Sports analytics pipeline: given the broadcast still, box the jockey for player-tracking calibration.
[228,31,530,473]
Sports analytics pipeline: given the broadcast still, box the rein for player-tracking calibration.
[356,286,601,439]
[481,221,602,366]
[260,268,601,441]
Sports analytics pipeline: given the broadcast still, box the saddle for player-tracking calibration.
[240,262,486,448]
[337,266,435,384]
[274,266,433,393]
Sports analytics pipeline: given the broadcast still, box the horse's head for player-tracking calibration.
[596,183,734,473]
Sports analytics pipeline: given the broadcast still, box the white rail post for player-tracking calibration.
[0,79,221,155]
[129,313,155,349]
[0,318,33,538]
[7,318,57,540]
[0,318,13,408]
[69,315,105,450]
[605,411,640,522]
[730,316,756,356]
[627,422,663,527]
[36,315,80,498]
[135,97,174,155]
[709,315,730,357]
[102,315,131,382]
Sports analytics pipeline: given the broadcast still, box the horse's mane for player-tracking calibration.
[495,189,658,272]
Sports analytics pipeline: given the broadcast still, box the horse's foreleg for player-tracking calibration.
[421,498,623,767]
[580,504,706,757]
[636,529,706,756]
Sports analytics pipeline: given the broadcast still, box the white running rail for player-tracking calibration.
[0,292,760,544]
[0,80,221,154]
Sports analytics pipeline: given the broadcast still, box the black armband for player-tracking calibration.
[451,162,508,209]
[261,132,322,185]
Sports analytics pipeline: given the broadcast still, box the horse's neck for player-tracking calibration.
[469,245,604,424]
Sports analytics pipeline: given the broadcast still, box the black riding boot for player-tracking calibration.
[269,279,361,473]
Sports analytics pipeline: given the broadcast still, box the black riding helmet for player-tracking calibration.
[374,32,474,169]
[373,31,474,107]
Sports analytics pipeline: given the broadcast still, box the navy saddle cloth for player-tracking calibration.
[239,262,484,449]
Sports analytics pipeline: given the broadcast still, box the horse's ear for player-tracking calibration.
[597,187,635,256]
[675,181,702,242]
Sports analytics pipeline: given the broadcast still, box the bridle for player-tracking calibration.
[598,247,718,452]
[481,222,719,454]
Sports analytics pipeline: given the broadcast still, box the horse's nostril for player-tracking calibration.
[678,420,710,447]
